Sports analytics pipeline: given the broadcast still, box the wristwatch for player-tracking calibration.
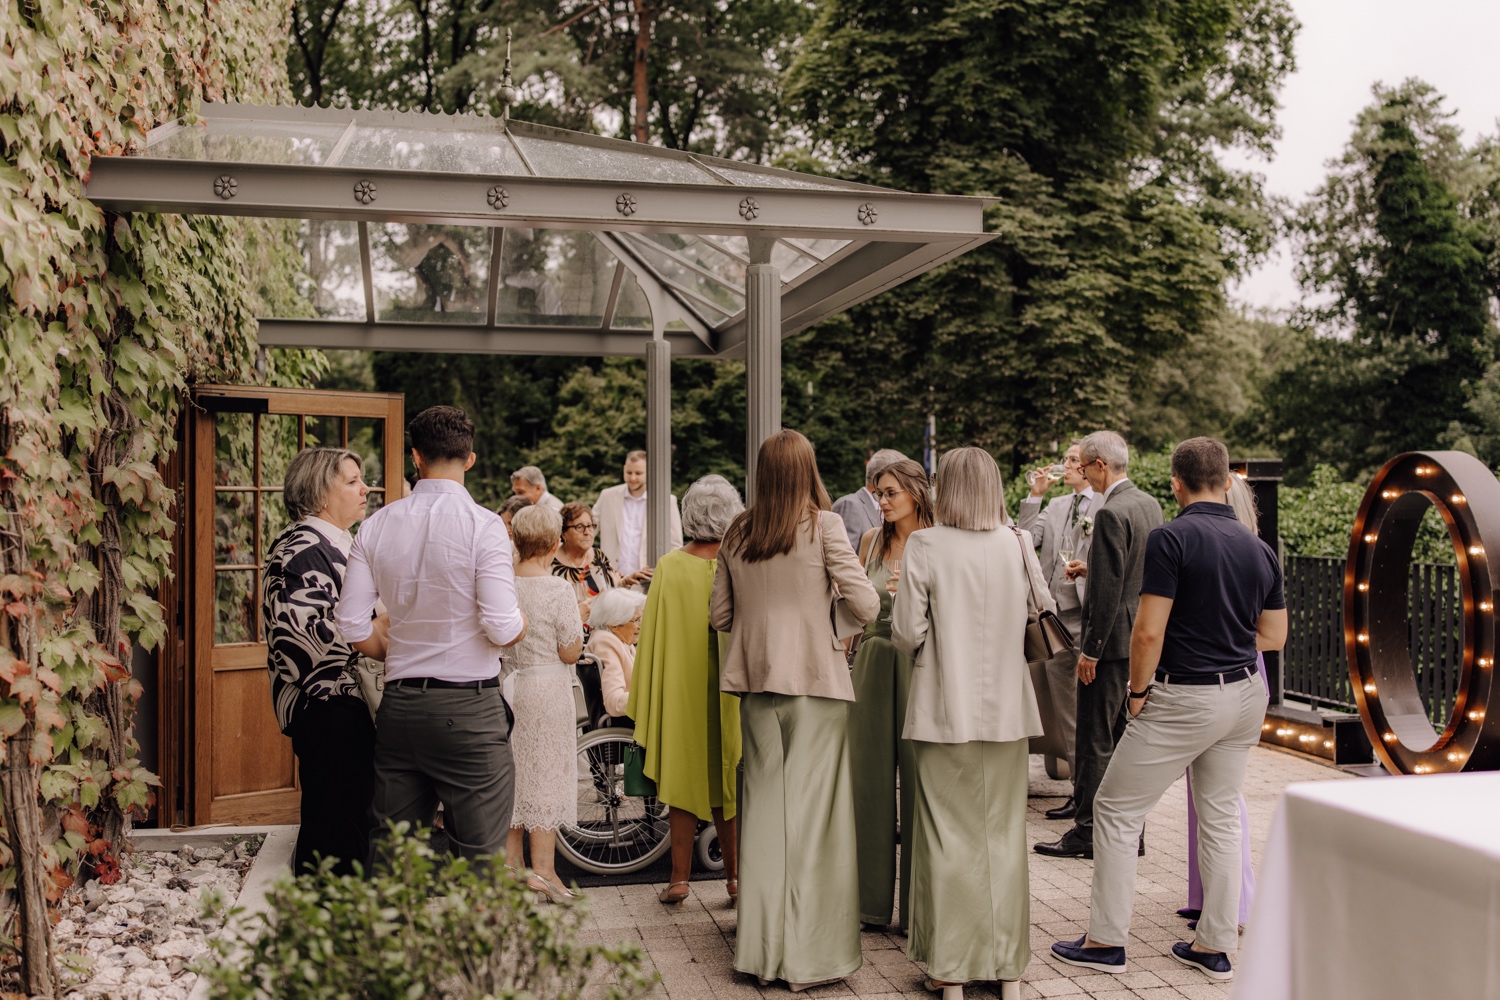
[1128,685,1153,700]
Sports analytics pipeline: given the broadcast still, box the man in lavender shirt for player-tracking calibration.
[337,406,527,862]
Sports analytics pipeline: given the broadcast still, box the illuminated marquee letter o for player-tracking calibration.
[1346,451,1500,774]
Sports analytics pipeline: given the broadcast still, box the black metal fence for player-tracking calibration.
[1283,555,1463,723]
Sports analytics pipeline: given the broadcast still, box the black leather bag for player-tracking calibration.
[1012,528,1078,663]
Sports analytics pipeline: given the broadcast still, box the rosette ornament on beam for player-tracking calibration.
[1345,452,1500,774]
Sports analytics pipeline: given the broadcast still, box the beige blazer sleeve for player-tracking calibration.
[821,510,880,625]
[890,529,930,661]
[710,551,734,634]
[1016,528,1058,617]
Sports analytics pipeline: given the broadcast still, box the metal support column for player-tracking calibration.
[646,337,672,564]
[744,238,781,504]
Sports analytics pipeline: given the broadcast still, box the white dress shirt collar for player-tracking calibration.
[1101,477,1130,504]
[300,515,353,556]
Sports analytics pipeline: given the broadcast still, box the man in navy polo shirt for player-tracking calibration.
[1052,437,1287,983]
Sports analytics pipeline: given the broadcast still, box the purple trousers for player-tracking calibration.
[1183,655,1267,922]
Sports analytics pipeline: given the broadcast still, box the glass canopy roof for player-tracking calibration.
[85,102,994,358]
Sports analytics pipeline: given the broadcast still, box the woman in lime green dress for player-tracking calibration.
[625,474,745,906]
[849,459,932,931]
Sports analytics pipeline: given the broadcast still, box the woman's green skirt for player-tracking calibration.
[907,738,1031,984]
[734,692,862,984]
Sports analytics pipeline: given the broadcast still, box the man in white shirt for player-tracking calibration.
[595,450,682,584]
[831,448,908,552]
[1018,441,1096,820]
[510,465,563,512]
[337,406,527,862]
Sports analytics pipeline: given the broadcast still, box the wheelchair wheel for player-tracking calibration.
[558,727,671,875]
[695,823,723,873]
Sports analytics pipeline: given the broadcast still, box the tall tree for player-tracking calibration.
[782,0,1297,473]
[1257,81,1498,480]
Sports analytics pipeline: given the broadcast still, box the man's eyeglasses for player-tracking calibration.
[566,522,598,533]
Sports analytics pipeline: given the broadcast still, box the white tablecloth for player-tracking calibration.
[1234,772,1500,1000]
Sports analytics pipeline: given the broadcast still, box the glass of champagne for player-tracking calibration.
[883,559,901,622]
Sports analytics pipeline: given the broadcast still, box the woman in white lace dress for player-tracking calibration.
[505,505,585,902]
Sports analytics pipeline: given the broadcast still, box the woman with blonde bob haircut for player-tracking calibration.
[713,429,880,992]
[890,447,1054,1000]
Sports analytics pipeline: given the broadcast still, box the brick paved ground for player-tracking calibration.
[578,745,1350,1000]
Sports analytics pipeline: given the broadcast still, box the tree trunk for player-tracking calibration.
[0,408,57,996]
[632,0,652,143]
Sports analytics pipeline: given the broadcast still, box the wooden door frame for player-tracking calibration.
[185,386,404,826]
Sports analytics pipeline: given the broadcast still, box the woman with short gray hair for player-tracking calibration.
[679,473,742,542]
[890,447,1053,999]
[263,447,385,876]
[587,589,647,718]
[627,474,746,908]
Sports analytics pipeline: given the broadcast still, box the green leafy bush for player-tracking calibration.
[201,826,656,1000]
[1279,465,1456,563]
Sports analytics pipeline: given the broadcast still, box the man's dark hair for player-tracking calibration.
[408,405,475,463]
[1171,437,1231,494]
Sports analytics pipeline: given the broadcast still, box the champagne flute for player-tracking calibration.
[883,559,901,622]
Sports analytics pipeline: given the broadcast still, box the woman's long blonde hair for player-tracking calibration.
[724,429,831,563]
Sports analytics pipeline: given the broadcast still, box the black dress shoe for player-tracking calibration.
[1045,797,1077,821]
[1034,828,1093,858]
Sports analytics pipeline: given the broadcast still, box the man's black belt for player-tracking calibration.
[388,676,500,690]
[1154,665,1258,686]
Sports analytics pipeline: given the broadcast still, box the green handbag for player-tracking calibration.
[623,742,656,798]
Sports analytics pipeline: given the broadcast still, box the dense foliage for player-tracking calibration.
[203,826,655,1000]
[780,0,1298,472]
[1251,81,1500,482]
[0,0,318,988]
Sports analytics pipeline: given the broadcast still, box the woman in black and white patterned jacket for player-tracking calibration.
[263,447,387,875]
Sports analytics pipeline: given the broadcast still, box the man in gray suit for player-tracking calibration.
[831,448,908,552]
[1016,441,1095,820]
[1035,430,1163,859]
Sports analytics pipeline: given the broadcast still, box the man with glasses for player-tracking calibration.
[1036,430,1163,860]
[595,450,682,586]
[1018,441,1096,820]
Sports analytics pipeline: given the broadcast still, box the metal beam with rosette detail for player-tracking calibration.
[1345,451,1500,773]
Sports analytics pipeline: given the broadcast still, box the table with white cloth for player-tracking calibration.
[1233,772,1500,1000]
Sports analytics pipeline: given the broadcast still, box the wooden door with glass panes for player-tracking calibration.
[189,386,404,825]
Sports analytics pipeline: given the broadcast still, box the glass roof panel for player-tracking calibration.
[512,134,716,185]
[770,241,817,282]
[610,270,652,330]
[297,219,364,319]
[499,228,617,327]
[704,163,862,191]
[341,126,527,175]
[622,237,741,320]
[371,223,491,324]
[636,233,747,289]
[149,120,349,166]
[786,237,853,261]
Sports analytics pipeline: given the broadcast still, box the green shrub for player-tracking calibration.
[1280,465,1454,563]
[201,826,656,1000]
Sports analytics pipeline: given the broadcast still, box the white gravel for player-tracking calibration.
[54,837,260,1000]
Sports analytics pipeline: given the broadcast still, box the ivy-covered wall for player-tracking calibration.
[0,0,316,984]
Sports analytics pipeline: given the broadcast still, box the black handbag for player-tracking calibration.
[1012,528,1078,663]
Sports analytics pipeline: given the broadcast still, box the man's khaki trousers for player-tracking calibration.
[1088,673,1268,955]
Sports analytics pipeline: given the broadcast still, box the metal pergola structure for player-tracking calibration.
[85,100,994,553]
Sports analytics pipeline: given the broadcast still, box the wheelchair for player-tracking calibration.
[556,653,722,876]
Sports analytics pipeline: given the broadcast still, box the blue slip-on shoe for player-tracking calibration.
[1170,941,1233,981]
[1051,935,1126,974]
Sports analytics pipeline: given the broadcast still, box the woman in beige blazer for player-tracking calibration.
[890,447,1054,1000]
[712,429,880,993]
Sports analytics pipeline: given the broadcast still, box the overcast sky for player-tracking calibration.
[1225,0,1500,312]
